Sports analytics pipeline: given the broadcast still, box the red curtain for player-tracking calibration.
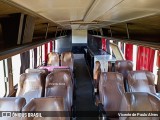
[50,41,53,52]
[136,46,155,72]
[101,38,106,51]
[125,44,133,61]
[44,43,48,63]
[157,51,160,68]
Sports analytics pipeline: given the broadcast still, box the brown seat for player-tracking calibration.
[115,60,133,91]
[98,72,125,118]
[0,97,26,120]
[47,52,59,66]
[22,97,69,120]
[93,61,101,93]
[25,68,49,96]
[16,72,44,103]
[108,61,112,72]
[25,68,48,76]
[45,70,73,112]
[120,92,160,120]
[128,70,156,94]
[61,52,74,71]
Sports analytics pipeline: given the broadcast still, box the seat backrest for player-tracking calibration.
[61,52,74,71]
[99,72,125,116]
[47,52,59,66]
[45,70,73,111]
[16,72,44,103]
[128,70,156,94]
[25,68,48,96]
[120,92,160,120]
[115,60,133,80]
[0,97,26,120]
[93,61,101,87]
[25,68,48,76]
[22,97,69,120]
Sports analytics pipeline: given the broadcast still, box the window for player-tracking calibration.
[42,45,45,62]
[118,42,121,49]
[110,42,124,60]
[0,60,5,97]
[48,42,50,53]
[37,46,41,67]
[153,50,158,84]
[30,49,34,69]
[133,45,138,70]
[12,54,21,86]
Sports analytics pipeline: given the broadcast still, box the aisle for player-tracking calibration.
[74,54,98,120]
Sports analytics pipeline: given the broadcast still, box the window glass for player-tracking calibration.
[118,42,121,49]
[133,45,137,70]
[37,46,40,67]
[48,42,50,53]
[30,49,34,68]
[42,45,45,62]
[153,50,158,84]
[110,42,124,60]
[12,54,21,86]
[0,60,5,97]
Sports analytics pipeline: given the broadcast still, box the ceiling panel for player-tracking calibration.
[97,0,160,23]
[120,0,160,10]
[0,1,20,15]
[10,0,93,26]
[84,0,123,22]
[97,7,157,22]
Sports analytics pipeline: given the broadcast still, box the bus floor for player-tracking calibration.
[74,54,98,120]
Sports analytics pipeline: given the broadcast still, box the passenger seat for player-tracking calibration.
[22,97,69,120]
[97,72,125,119]
[127,70,156,94]
[0,97,26,120]
[47,52,59,66]
[45,70,73,112]
[115,60,133,91]
[120,92,160,120]
[61,52,74,71]
[16,72,44,103]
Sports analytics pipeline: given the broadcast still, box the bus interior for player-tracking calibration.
[0,0,160,120]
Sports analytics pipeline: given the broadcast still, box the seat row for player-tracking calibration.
[0,97,69,120]
[93,60,158,94]
[0,68,75,119]
[93,60,160,119]
[44,51,74,71]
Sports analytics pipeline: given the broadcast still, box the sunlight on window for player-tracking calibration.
[12,54,21,86]
[48,42,50,53]
[42,45,45,62]
[0,60,5,97]
[153,50,158,84]
[37,46,41,67]
[133,45,137,70]
[30,49,34,69]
